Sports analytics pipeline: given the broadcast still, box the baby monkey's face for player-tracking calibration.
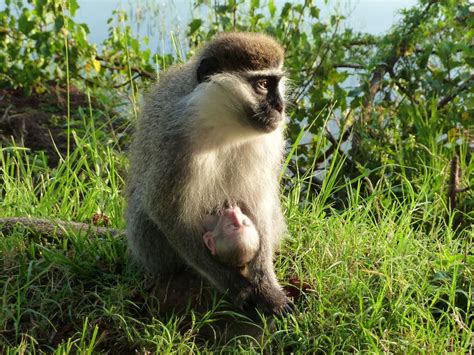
[203,206,260,267]
[219,206,254,238]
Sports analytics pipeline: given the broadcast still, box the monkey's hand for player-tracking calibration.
[234,283,294,316]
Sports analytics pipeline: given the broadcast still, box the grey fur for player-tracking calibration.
[126,32,290,314]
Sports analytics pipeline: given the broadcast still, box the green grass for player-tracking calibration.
[1,103,472,353]
[1,0,472,351]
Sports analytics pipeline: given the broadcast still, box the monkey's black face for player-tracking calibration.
[196,56,285,133]
[247,74,285,132]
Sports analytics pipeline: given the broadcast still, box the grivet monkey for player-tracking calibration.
[203,205,260,268]
[126,32,291,314]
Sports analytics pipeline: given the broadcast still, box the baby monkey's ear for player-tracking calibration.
[203,232,217,255]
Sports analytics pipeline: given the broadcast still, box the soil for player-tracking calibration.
[0,84,93,167]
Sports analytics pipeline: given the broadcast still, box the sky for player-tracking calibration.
[73,0,419,49]
[334,0,418,33]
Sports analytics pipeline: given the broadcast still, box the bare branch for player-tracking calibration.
[345,38,377,47]
[95,55,155,79]
[437,73,474,110]
[113,74,141,89]
[333,63,364,69]
[293,18,342,101]
[362,0,438,122]
[1,104,13,121]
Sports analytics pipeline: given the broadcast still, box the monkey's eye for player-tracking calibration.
[256,79,269,92]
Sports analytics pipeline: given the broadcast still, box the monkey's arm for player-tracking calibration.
[138,204,277,313]
[233,198,293,314]
[156,215,291,315]
[0,217,122,237]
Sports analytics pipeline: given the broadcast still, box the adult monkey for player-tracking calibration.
[126,32,291,314]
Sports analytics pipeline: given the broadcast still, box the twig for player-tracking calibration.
[437,73,474,110]
[1,104,13,121]
[362,0,437,122]
[332,63,364,70]
[293,18,341,101]
[78,74,97,87]
[345,38,377,47]
[324,125,351,161]
[313,120,353,166]
[282,0,310,49]
[95,55,154,79]
[113,74,141,88]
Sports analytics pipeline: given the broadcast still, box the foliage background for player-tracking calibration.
[0,0,472,352]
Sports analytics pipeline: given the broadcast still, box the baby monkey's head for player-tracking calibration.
[203,206,260,268]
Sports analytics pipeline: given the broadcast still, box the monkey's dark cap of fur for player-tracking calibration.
[200,32,284,72]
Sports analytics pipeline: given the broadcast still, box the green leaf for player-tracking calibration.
[54,15,65,33]
[188,19,202,35]
[310,6,320,19]
[18,12,34,35]
[35,0,47,17]
[79,23,90,35]
[68,0,79,16]
[268,0,276,17]
[280,3,291,19]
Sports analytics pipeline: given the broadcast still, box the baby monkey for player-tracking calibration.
[203,206,260,268]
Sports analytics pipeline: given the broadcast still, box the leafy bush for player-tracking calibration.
[1,0,472,218]
[0,0,93,93]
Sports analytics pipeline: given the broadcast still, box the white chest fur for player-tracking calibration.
[180,130,283,227]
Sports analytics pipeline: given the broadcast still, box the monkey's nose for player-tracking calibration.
[274,101,283,113]
[226,210,243,227]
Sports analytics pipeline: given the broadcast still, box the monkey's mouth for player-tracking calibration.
[248,108,283,133]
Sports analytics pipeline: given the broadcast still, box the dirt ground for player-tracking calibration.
[0,85,91,167]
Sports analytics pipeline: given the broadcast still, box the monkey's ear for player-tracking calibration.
[203,232,217,255]
[197,57,220,83]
